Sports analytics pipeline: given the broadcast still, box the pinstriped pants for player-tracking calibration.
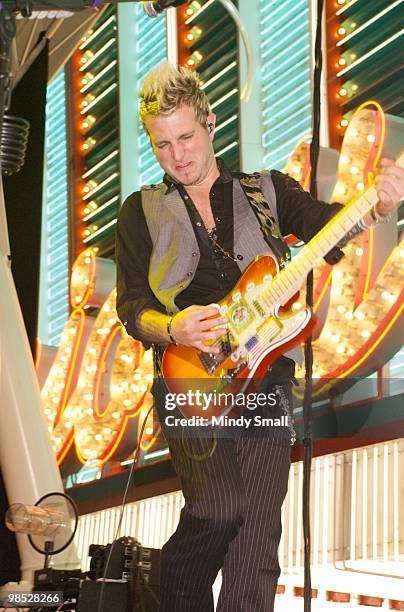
[156,385,292,612]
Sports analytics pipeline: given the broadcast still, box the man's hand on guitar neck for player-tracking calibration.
[369,157,404,221]
[169,304,228,354]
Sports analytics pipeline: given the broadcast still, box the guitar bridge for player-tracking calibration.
[220,330,232,356]
[199,331,233,374]
[199,352,222,374]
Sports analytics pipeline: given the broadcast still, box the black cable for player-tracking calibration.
[303,1,325,611]
[96,403,154,612]
[134,572,160,612]
[180,425,217,461]
[140,575,160,606]
[54,600,75,612]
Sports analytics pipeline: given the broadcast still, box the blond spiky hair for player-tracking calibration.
[139,62,210,128]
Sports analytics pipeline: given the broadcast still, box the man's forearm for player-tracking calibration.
[137,308,171,344]
[335,208,390,250]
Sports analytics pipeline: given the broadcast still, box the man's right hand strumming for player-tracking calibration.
[137,304,228,354]
[169,304,228,354]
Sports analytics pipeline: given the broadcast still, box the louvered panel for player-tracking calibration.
[39,68,69,347]
[134,4,168,187]
[259,0,311,170]
[76,5,120,258]
[334,0,403,117]
[183,0,240,170]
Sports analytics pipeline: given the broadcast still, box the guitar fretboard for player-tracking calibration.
[260,152,402,310]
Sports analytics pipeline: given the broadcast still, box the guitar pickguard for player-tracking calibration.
[228,298,254,333]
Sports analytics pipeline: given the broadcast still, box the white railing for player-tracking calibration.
[74,439,404,584]
[280,439,403,575]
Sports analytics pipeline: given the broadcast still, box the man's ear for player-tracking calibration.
[207,112,216,139]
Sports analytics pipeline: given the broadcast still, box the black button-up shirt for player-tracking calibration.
[170,162,241,309]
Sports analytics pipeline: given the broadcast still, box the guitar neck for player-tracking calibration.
[260,150,403,307]
[263,185,379,307]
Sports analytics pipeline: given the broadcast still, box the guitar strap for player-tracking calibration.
[236,171,291,269]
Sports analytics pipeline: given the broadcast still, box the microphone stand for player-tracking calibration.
[303,0,325,610]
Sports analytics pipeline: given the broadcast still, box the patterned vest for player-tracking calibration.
[141,171,302,363]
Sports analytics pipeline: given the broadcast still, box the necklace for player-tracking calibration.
[207,228,243,262]
[180,186,243,263]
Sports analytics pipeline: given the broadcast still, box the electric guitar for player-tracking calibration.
[162,161,402,421]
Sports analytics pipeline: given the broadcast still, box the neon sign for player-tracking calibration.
[39,250,157,470]
[38,103,403,467]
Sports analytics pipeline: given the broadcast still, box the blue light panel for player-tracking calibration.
[39,68,69,346]
[134,5,167,186]
[259,0,312,170]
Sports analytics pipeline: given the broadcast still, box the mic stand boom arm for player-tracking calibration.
[0,0,179,11]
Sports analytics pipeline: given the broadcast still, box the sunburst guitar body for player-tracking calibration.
[162,253,312,421]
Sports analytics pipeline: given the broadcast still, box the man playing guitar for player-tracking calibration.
[116,63,404,611]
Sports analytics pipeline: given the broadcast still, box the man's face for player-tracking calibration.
[144,104,216,187]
